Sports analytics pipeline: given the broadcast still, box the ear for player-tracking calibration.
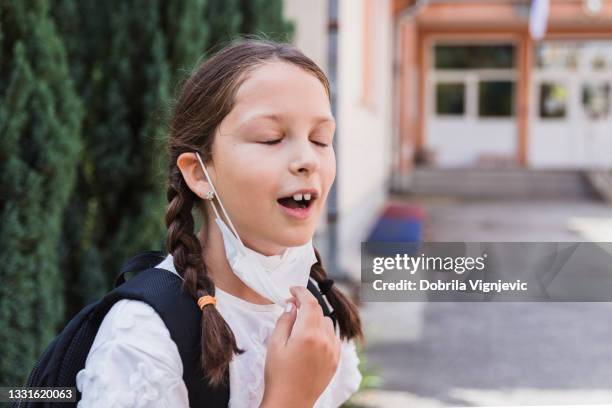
[176,152,214,199]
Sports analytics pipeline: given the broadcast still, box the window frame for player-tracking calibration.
[429,40,518,121]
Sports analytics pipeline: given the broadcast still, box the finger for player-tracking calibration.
[333,337,342,362]
[290,286,325,332]
[289,286,324,312]
[269,302,297,345]
[289,287,322,316]
[289,286,318,308]
[322,315,335,337]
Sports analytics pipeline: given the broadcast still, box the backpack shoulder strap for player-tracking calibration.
[114,250,166,287]
[307,277,337,329]
[107,264,230,407]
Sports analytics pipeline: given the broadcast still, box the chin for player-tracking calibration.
[275,229,315,248]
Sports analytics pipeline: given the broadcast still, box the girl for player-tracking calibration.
[75,39,364,407]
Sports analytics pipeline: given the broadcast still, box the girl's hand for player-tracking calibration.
[260,286,341,408]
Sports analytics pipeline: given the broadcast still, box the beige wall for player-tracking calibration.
[337,0,393,278]
[283,0,328,71]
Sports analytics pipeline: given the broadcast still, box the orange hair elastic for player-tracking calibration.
[197,295,217,310]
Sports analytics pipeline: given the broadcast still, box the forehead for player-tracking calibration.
[230,60,331,121]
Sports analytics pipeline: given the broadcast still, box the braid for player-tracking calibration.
[165,166,243,387]
[310,248,364,344]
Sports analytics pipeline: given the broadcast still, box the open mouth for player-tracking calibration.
[277,192,317,210]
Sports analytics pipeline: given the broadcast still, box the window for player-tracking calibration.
[478,81,514,117]
[583,82,610,120]
[536,42,578,70]
[436,82,465,115]
[540,83,568,119]
[435,45,514,70]
[432,43,516,119]
[536,41,612,71]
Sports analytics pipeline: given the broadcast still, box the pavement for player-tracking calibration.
[348,195,612,407]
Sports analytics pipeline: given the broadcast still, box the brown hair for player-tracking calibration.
[164,38,363,388]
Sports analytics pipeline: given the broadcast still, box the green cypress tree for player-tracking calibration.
[161,0,209,85]
[52,0,216,321]
[205,0,243,50]
[50,0,112,323]
[0,0,83,386]
[239,0,294,42]
[51,0,171,320]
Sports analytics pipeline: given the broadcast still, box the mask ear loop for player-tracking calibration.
[195,152,245,247]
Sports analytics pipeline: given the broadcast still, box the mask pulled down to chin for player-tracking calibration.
[196,152,318,307]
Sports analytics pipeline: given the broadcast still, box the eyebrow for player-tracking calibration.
[238,113,336,129]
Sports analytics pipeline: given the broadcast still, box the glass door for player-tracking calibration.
[426,43,518,167]
[530,40,612,169]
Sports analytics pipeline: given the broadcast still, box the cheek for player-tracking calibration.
[321,150,337,193]
[221,148,280,207]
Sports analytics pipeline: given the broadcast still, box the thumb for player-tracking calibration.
[269,302,297,345]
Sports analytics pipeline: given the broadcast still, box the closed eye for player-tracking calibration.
[312,141,329,147]
[260,139,282,145]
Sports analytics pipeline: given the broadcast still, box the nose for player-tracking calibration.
[289,139,319,176]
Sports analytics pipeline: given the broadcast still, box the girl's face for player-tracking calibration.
[206,60,336,255]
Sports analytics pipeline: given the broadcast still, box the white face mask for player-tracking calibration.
[195,152,318,306]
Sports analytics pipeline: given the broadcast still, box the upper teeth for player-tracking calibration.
[292,193,312,201]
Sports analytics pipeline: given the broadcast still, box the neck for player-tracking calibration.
[197,221,274,305]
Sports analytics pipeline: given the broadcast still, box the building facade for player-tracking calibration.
[395,0,612,171]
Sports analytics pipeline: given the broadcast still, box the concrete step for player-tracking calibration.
[586,170,612,203]
[391,167,597,198]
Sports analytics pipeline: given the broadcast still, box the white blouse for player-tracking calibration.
[76,254,362,407]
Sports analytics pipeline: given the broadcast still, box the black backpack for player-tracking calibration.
[13,250,336,407]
